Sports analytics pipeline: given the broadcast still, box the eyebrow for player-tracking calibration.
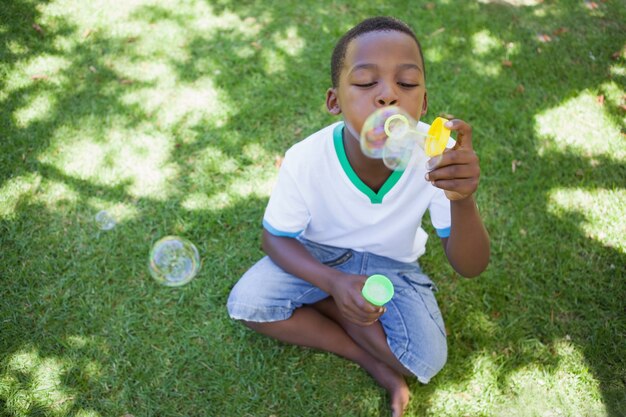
[349,63,423,74]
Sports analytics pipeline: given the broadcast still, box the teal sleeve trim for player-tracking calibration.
[436,227,451,238]
[263,219,302,238]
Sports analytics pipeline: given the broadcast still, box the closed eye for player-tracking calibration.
[398,82,419,88]
[353,82,377,88]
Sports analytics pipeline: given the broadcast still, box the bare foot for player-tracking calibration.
[362,359,410,417]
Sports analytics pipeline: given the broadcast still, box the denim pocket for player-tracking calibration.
[300,238,353,267]
[398,270,438,292]
[322,251,353,267]
[398,271,445,337]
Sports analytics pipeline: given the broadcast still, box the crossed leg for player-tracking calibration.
[243,298,410,417]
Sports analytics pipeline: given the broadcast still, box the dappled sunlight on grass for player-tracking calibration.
[1,0,624,415]
[273,26,306,56]
[429,352,500,416]
[87,199,140,224]
[13,91,56,128]
[7,55,72,93]
[535,90,624,158]
[122,76,228,129]
[494,340,607,417]
[478,0,543,6]
[74,410,102,417]
[0,174,42,219]
[262,25,306,74]
[185,144,276,211]
[39,180,80,209]
[547,188,625,253]
[39,127,179,200]
[3,348,76,416]
[471,29,502,56]
[428,339,608,417]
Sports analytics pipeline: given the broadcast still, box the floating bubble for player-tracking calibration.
[360,106,451,171]
[149,236,200,287]
[95,210,116,230]
[360,107,408,158]
[382,130,425,170]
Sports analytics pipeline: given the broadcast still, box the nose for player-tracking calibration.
[375,82,398,107]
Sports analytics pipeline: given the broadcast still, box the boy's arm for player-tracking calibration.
[261,229,383,325]
[426,119,490,277]
[442,196,490,277]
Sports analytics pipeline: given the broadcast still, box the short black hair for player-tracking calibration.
[330,16,425,88]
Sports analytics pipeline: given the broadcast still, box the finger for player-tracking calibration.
[357,308,384,322]
[346,312,378,326]
[430,178,479,195]
[353,305,385,323]
[426,163,479,182]
[427,148,478,171]
[344,301,380,322]
[445,119,472,150]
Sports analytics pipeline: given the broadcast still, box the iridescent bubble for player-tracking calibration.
[95,210,116,231]
[360,107,409,158]
[361,106,431,171]
[149,236,200,287]
[382,131,414,170]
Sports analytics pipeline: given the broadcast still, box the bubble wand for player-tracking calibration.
[360,106,452,171]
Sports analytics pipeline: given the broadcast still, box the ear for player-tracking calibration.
[421,91,428,117]
[326,88,342,115]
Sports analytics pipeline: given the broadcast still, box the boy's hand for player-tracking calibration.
[330,273,385,326]
[425,119,479,201]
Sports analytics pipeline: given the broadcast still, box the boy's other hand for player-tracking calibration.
[330,273,385,326]
[425,119,479,201]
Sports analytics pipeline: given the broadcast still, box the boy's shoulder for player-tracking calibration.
[285,122,342,158]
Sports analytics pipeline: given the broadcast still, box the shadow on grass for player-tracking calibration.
[1,0,624,416]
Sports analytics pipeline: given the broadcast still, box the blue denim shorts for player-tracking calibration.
[227,238,447,383]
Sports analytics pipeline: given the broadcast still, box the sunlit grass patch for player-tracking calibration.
[548,188,625,253]
[121,76,229,129]
[428,352,501,416]
[38,126,179,199]
[494,340,607,417]
[2,349,76,416]
[535,89,625,158]
[0,173,42,220]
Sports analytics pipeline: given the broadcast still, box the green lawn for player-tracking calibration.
[1,1,625,416]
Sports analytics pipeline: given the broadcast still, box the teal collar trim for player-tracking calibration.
[333,123,404,204]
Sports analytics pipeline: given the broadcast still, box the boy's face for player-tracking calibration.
[327,30,427,141]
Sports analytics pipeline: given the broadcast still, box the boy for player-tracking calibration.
[227,16,490,417]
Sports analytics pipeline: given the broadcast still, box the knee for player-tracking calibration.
[415,339,447,383]
[226,280,253,319]
[226,276,262,310]
[429,341,448,375]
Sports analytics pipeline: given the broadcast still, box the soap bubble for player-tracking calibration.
[361,107,406,158]
[149,236,200,287]
[360,106,432,171]
[95,210,116,230]
[382,131,427,171]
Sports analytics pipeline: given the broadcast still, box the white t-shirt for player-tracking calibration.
[263,122,451,263]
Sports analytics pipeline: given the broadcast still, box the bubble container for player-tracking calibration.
[361,274,395,306]
[149,236,201,287]
[360,106,451,171]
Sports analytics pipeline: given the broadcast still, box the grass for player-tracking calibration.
[1,0,625,416]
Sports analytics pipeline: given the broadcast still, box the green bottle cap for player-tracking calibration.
[361,274,394,306]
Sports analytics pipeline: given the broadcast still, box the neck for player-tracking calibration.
[342,126,393,191]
